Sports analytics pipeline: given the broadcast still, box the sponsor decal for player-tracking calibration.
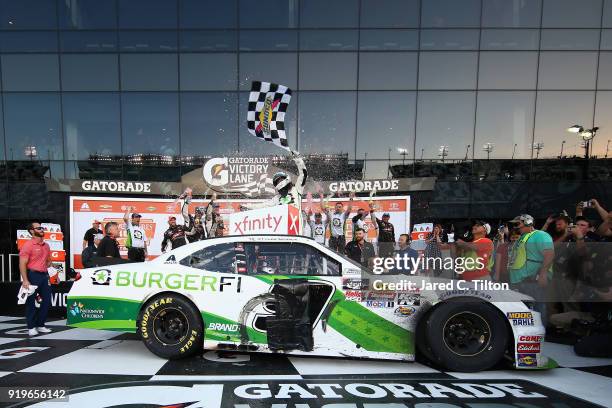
[146,206,157,211]
[91,269,111,286]
[365,290,396,301]
[232,213,283,235]
[517,353,538,367]
[165,254,177,264]
[394,306,416,317]
[81,180,152,193]
[366,300,395,308]
[519,335,543,342]
[80,202,90,211]
[207,322,240,332]
[203,157,272,195]
[140,297,174,340]
[329,179,400,193]
[344,290,362,301]
[507,312,535,326]
[99,204,113,210]
[342,278,369,290]
[70,301,105,319]
[116,271,242,293]
[397,293,420,306]
[517,343,541,353]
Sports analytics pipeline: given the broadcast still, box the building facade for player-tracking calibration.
[0,0,611,276]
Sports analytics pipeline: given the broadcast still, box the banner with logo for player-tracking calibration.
[70,196,410,269]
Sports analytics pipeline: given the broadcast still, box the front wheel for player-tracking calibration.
[138,294,203,359]
[418,301,508,372]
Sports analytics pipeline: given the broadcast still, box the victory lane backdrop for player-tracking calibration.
[69,196,410,268]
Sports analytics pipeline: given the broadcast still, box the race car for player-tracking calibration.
[66,234,555,372]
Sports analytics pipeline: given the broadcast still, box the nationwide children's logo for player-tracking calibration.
[507,312,534,326]
[70,302,105,319]
[92,269,111,285]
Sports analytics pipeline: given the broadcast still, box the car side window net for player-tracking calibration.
[180,243,236,273]
[243,242,341,276]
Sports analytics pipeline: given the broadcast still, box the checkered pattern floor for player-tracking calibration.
[1,316,611,407]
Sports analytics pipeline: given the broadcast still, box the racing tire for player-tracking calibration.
[138,294,203,360]
[421,301,508,372]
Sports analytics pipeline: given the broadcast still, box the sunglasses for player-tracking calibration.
[33,227,44,230]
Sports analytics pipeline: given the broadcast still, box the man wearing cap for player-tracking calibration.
[83,220,102,250]
[455,221,494,281]
[81,233,103,268]
[371,210,396,258]
[124,206,147,262]
[508,214,554,323]
[203,193,224,238]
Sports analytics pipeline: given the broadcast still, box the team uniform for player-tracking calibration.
[329,209,350,252]
[308,215,328,245]
[161,199,191,252]
[373,214,396,258]
[126,220,147,262]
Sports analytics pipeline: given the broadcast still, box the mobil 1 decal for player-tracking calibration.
[15,379,599,407]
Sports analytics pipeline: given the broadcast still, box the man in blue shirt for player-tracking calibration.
[394,234,419,274]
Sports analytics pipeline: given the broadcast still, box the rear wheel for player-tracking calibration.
[138,294,203,359]
[419,301,508,372]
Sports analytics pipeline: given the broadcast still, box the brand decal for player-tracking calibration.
[116,271,241,293]
[81,180,151,193]
[92,269,111,286]
[208,323,240,332]
[397,293,420,306]
[517,343,541,353]
[518,335,543,342]
[517,353,538,367]
[69,302,105,319]
[507,312,534,326]
[394,306,416,317]
[366,300,395,308]
[0,347,50,359]
[165,254,177,264]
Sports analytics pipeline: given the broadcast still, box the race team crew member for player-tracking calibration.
[123,206,147,262]
[393,234,419,274]
[19,221,52,336]
[162,196,192,252]
[83,219,102,249]
[352,207,372,241]
[308,212,328,245]
[345,228,376,267]
[95,222,126,266]
[371,210,396,258]
[328,193,353,252]
[454,220,494,281]
[203,193,224,238]
[81,233,102,268]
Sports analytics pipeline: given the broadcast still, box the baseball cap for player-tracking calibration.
[474,220,491,235]
[509,214,534,226]
[382,212,390,217]
[131,213,142,218]
[168,216,176,221]
[92,219,101,224]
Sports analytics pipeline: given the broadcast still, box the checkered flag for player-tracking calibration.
[235,173,276,197]
[247,81,292,151]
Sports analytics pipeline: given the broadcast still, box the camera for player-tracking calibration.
[582,201,592,208]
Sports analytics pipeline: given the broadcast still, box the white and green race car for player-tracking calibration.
[67,235,555,372]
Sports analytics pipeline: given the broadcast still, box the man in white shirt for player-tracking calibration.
[124,206,148,262]
[328,192,354,252]
[308,212,328,245]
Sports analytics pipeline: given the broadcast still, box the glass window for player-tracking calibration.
[421,0,481,27]
[239,53,297,91]
[0,31,57,52]
[542,0,602,27]
[299,30,357,51]
[415,92,476,160]
[118,0,177,29]
[299,53,357,90]
[181,93,238,156]
[4,93,63,160]
[482,0,542,27]
[0,0,57,29]
[359,52,417,90]
[480,29,540,50]
[593,91,612,157]
[538,52,597,90]
[360,0,419,28]
[0,98,4,160]
[360,29,418,50]
[120,54,178,91]
[357,92,416,160]
[180,30,237,52]
[244,243,340,276]
[180,0,237,28]
[240,30,298,51]
[299,92,356,157]
[534,91,595,158]
[420,29,479,50]
[478,52,538,89]
[180,54,237,91]
[120,30,178,52]
[58,0,117,29]
[239,0,297,28]
[541,29,600,50]
[300,0,358,28]
[605,0,612,27]
[603,29,612,49]
[60,31,117,52]
[475,92,535,159]
[61,54,118,91]
[1,54,59,91]
[181,243,236,273]
[418,52,478,90]
[121,93,179,155]
[598,52,612,89]
[238,91,297,155]
[63,93,121,160]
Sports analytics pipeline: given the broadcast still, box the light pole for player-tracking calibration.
[464,144,471,161]
[567,125,599,159]
[482,142,494,160]
[397,147,408,166]
[438,145,449,163]
[559,140,565,158]
[24,146,37,161]
[606,139,610,159]
[511,143,517,160]
[387,148,391,178]
[420,148,424,161]
[532,142,544,159]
